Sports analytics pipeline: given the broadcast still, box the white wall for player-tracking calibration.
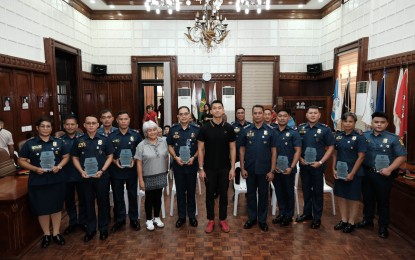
[0,0,414,74]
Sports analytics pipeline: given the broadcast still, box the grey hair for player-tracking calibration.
[142,120,158,136]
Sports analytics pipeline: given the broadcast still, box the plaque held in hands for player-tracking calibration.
[119,149,133,167]
[84,157,99,176]
[40,151,55,171]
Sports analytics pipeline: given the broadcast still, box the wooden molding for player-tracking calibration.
[82,72,132,81]
[364,50,415,71]
[177,73,236,81]
[64,0,92,18]
[0,54,49,73]
[321,0,342,18]
[280,70,333,80]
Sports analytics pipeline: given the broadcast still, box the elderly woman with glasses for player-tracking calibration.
[135,120,169,231]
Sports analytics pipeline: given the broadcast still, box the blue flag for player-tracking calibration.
[375,69,386,112]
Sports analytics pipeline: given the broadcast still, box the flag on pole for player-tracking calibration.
[375,69,386,112]
[331,76,342,129]
[212,82,217,101]
[191,82,198,120]
[342,72,351,115]
[393,68,408,138]
[198,83,206,120]
[393,68,403,134]
[362,73,375,126]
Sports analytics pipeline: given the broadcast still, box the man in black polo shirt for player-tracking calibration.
[198,100,236,233]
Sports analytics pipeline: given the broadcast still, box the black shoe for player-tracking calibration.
[243,219,257,229]
[356,219,374,228]
[100,231,108,240]
[176,218,186,228]
[311,220,321,229]
[296,214,313,223]
[63,225,77,235]
[189,218,198,227]
[84,231,96,242]
[53,234,65,245]
[111,221,126,232]
[272,215,283,224]
[280,217,292,227]
[378,227,389,239]
[343,223,355,233]
[78,224,88,232]
[259,222,269,232]
[130,220,140,231]
[41,235,52,248]
[334,220,348,230]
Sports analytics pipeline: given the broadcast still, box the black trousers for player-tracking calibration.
[246,172,269,223]
[205,168,230,221]
[82,177,110,233]
[361,168,394,227]
[273,172,295,218]
[300,165,324,220]
[174,170,197,219]
[111,177,138,223]
[145,188,163,221]
[65,181,86,226]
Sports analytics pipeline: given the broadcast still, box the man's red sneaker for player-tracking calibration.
[219,220,230,233]
[205,220,215,233]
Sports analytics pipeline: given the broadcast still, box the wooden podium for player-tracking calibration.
[0,175,42,259]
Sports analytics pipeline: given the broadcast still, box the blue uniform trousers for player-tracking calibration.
[174,170,197,219]
[111,176,138,223]
[82,177,110,233]
[273,172,295,218]
[361,168,394,227]
[65,181,86,226]
[246,173,269,224]
[300,166,324,220]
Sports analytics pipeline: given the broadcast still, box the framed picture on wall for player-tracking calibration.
[3,97,11,111]
[22,96,29,109]
[38,96,45,108]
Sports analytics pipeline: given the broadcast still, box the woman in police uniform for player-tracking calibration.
[18,116,70,248]
[332,112,367,233]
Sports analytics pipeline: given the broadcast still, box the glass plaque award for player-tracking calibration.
[120,149,133,167]
[39,151,55,171]
[179,146,191,163]
[375,155,390,172]
[84,157,98,176]
[277,156,289,172]
[304,147,317,164]
[336,161,348,180]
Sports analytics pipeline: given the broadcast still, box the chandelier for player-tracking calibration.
[184,0,229,53]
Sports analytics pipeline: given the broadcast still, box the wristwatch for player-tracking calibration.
[199,167,204,170]
[318,161,323,165]
[272,169,278,175]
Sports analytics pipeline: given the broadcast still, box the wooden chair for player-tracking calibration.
[0,148,16,178]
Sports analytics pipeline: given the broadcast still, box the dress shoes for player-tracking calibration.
[243,220,257,229]
[111,221,126,232]
[343,223,355,233]
[176,218,186,228]
[311,219,321,229]
[296,214,313,223]
[63,225,77,235]
[272,215,283,224]
[41,235,52,248]
[379,227,389,239]
[78,224,88,232]
[259,223,269,232]
[189,218,198,227]
[334,220,348,230]
[53,234,65,245]
[84,231,96,242]
[280,217,292,226]
[100,231,109,240]
[355,219,374,228]
[130,220,140,231]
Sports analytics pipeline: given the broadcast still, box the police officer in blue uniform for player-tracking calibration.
[240,105,277,232]
[332,112,367,233]
[231,107,251,185]
[272,109,301,226]
[18,116,70,248]
[72,115,114,242]
[97,109,118,137]
[356,112,406,238]
[296,105,335,229]
[167,106,199,228]
[60,116,87,235]
[264,108,277,127]
[108,111,142,232]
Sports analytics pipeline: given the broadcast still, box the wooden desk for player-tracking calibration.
[0,175,42,259]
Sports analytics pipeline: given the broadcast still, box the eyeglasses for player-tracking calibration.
[178,112,190,116]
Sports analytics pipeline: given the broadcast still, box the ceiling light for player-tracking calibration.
[109,5,115,8]
[298,4,303,8]
[90,0,96,3]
